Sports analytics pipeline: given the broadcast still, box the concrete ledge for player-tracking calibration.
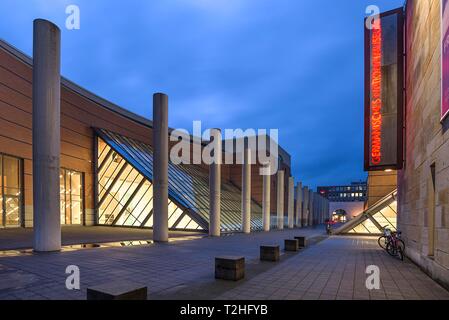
[294,236,306,248]
[260,245,280,261]
[215,256,245,281]
[284,239,299,252]
[87,282,147,300]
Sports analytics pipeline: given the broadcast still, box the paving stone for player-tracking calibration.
[1,232,448,300]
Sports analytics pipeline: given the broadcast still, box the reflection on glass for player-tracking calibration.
[97,138,200,229]
[60,169,84,225]
[1,154,22,227]
[96,129,263,232]
[348,200,397,234]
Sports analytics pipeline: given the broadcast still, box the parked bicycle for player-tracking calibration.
[377,225,390,249]
[378,226,405,261]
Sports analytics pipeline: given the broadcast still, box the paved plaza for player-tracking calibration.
[0,226,204,251]
[0,227,448,300]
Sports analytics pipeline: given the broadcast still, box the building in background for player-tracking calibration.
[0,34,329,235]
[317,181,367,202]
[317,181,367,222]
[0,38,287,232]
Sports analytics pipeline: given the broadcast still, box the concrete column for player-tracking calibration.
[320,196,323,223]
[317,195,320,224]
[276,170,284,230]
[209,129,221,237]
[295,182,302,227]
[242,144,251,234]
[309,190,314,226]
[287,177,294,228]
[153,93,169,242]
[262,163,271,232]
[302,186,309,226]
[319,196,323,224]
[32,19,61,252]
[321,197,326,223]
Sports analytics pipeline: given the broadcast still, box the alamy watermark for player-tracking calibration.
[170,121,279,176]
[365,265,380,290]
[65,265,80,290]
[365,5,380,30]
[66,4,80,30]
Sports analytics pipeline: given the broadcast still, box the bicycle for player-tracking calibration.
[377,226,390,249]
[386,230,405,261]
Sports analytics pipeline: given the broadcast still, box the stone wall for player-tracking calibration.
[399,0,449,290]
[367,171,397,208]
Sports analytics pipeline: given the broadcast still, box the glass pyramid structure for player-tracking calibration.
[333,190,397,235]
[95,128,264,232]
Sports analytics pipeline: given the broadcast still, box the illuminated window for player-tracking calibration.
[60,169,84,225]
[96,129,264,232]
[0,154,23,227]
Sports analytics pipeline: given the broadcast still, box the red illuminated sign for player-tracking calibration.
[364,8,404,171]
[370,21,382,165]
[442,0,449,121]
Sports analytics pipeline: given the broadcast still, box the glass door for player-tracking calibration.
[60,169,84,225]
[1,154,22,227]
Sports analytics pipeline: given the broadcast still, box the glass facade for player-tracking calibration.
[0,154,22,227]
[332,190,398,235]
[97,136,203,230]
[60,169,84,225]
[96,128,263,232]
[348,201,397,234]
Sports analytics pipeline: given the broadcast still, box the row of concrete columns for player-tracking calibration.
[210,156,309,235]
[152,98,328,237]
[309,191,330,226]
[30,19,330,251]
[30,19,271,248]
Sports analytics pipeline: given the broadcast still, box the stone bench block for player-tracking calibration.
[215,256,245,281]
[284,239,299,252]
[260,245,280,261]
[87,281,147,300]
[294,236,307,248]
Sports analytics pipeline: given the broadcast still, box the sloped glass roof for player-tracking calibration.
[96,128,263,232]
[333,190,397,235]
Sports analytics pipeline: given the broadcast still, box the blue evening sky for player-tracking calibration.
[0,0,404,190]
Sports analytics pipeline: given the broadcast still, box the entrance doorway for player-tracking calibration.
[60,168,84,225]
[0,154,23,228]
